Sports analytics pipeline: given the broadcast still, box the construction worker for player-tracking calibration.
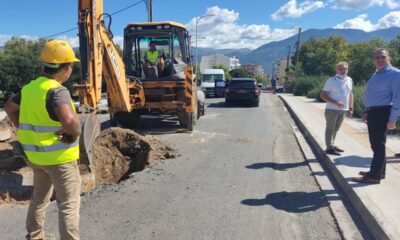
[143,41,165,77]
[4,40,82,240]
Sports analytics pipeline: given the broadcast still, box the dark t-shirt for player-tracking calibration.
[11,87,72,122]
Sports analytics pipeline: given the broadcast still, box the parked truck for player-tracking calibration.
[200,69,225,97]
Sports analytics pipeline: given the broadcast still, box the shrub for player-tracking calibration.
[293,75,326,96]
[306,85,324,102]
[286,81,296,93]
[352,85,366,118]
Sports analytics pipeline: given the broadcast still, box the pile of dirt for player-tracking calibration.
[0,117,31,204]
[0,117,24,169]
[90,127,176,186]
[0,124,176,204]
[0,167,33,204]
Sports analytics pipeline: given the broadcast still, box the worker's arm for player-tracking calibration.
[4,99,20,128]
[54,103,81,143]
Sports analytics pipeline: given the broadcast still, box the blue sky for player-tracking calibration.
[0,0,399,49]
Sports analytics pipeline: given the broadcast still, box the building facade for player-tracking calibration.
[272,57,288,85]
[200,54,241,73]
[241,64,265,77]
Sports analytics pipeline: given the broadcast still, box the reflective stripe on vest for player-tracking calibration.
[146,50,159,64]
[19,123,63,133]
[21,140,79,152]
[18,76,79,165]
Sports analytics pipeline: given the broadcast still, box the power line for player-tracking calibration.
[43,27,78,39]
[109,0,145,16]
[42,0,145,39]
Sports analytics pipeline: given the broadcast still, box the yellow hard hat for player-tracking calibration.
[39,40,80,65]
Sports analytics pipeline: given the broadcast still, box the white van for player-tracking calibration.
[200,69,225,97]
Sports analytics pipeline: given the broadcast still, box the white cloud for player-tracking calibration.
[331,0,400,9]
[334,14,375,31]
[187,6,298,49]
[377,10,400,28]
[271,0,325,21]
[334,11,400,31]
[0,6,301,50]
[0,35,13,46]
[0,35,123,49]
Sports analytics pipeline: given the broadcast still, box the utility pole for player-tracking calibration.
[295,27,302,65]
[195,14,215,77]
[287,45,291,70]
[147,0,153,22]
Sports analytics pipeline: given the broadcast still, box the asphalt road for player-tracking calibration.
[0,93,342,240]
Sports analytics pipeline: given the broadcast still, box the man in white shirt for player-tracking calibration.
[320,62,354,156]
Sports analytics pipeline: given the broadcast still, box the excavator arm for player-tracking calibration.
[76,0,136,112]
[74,0,144,191]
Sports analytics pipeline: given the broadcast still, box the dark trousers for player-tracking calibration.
[367,107,390,179]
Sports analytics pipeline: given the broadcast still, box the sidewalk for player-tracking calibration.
[280,94,400,240]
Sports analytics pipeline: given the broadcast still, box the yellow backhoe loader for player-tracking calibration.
[75,0,200,191]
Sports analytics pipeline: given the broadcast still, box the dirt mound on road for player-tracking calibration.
[0,124,176,204]
[0,117,24,170]
[89,127,176,186]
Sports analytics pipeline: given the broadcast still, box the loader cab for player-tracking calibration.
[123,22,192,80]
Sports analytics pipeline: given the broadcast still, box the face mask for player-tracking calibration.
[336,74,347,79]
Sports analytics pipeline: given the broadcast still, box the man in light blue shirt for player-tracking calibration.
[353,48,400,184]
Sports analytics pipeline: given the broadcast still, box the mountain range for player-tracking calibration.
[194,27,400,75]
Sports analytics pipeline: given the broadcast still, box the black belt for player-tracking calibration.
[367,105,391,110]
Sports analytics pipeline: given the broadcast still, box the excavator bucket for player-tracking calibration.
[78,113,100,192]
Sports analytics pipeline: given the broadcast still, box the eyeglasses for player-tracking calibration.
[374,55,387,60]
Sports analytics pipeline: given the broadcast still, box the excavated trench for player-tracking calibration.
[90,127,175,186]
[0,117,176,204]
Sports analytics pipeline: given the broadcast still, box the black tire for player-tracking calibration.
[110,113,118,127]
[177,111,195,131]
[254,101,259,107]
[113,111,141,129]
[197,101,205,119]
[197,102,201,119]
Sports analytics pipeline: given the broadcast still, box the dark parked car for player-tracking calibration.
[225,78,260,107]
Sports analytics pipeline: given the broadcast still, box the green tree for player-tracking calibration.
[0,37,82,97]
[0,37,45,97]
[387,34,400,67]
[347,38,385,85]
[255,75,268,85]
[299,36,348,76]
[212,64,231,80]
[229,68,254,78]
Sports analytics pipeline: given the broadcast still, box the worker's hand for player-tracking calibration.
[346,109,353,117]
[387,122,397,130]
[57,130,78,144]
[361,112,368,123]
[336,101,344,109]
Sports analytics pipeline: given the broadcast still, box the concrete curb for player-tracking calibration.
[279,95,389,240]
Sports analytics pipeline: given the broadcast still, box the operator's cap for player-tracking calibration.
[40,40,80,68]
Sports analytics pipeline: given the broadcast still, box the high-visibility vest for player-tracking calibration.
[145,50,159,65]
[18,76,79,165]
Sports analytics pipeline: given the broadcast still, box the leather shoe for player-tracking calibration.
[326,149,341,156]
[352,176,380,184]
[359,171,385,179]
[334,146,344,152]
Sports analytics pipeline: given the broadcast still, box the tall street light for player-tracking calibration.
[195,14,215,78]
